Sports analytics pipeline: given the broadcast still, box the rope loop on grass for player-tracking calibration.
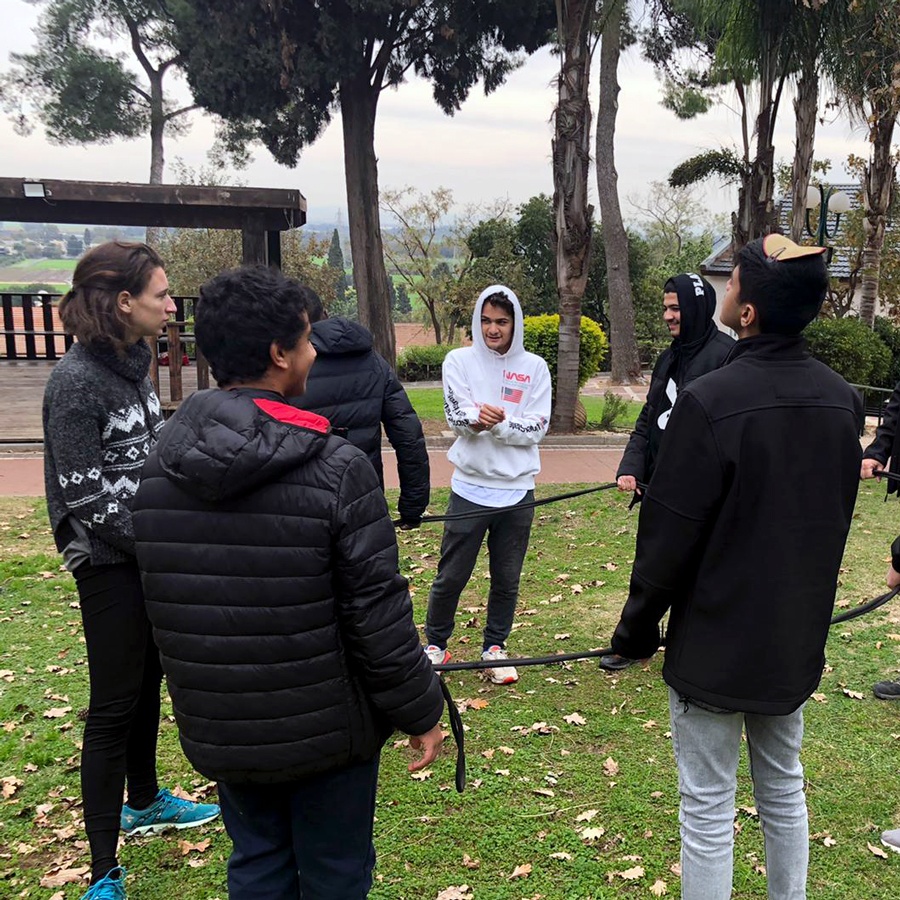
[406,475,900,792]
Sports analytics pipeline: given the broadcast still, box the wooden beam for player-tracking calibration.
[0,178,307,231]
[266,231,282,269]
[242,223,267,266]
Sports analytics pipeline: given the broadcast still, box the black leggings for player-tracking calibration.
[74,560,163,882]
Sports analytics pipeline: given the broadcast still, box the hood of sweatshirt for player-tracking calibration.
[668,272,718,350]
[153,388,330,502]
[470,284,526,360]
[310,317,373,357]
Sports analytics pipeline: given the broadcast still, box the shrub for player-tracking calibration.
[804,317,891,386]
[522,314,609,395]
[598,391,629,429]
[396,344,455,381]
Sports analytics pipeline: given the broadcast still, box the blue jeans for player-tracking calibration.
[425,490,535,650]
[218,755,380,899]
[668,687,809,900]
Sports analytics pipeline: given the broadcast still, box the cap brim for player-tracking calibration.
[763,234,828,261]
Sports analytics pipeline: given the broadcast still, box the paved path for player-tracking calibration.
[0,446,627,498]
[0,361,649,443]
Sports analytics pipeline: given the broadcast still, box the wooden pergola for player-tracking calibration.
[0,177,308,411]
[0,177,307,266]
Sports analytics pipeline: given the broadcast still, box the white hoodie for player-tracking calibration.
[443,285,552,490]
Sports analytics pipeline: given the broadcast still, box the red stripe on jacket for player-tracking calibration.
[253,398,330,434]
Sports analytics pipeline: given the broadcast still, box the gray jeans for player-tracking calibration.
[425,490,534,651]
[668,687,808,900]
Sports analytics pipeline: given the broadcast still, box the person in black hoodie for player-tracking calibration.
[859,384,900,701]
[603,272,734,671]
[610,235,861,899]
[290,290,429,528]
[132,266,444,900]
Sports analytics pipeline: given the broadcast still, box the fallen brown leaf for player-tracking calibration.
[40,866,90,888]
[435,886,473,900]
[179,838,211,855]
[508,863,532,879]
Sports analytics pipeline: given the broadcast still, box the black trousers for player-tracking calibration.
[74,560,163,881]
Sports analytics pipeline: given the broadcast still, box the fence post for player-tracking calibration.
[167,322,183,404]
[1,296,15,360]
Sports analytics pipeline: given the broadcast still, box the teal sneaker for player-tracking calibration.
[80,867,126,900]
[121,788,220,837]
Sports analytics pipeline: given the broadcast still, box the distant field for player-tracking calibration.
[0,257,75,285]
[5,258,77,270]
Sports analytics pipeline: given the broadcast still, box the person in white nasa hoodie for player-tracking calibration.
[424,285,552,684]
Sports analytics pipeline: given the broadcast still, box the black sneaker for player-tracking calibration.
[873,680,900,700]
[599,654,639,672]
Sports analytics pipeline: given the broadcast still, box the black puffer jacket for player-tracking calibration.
[132,387,443,784]
[290,317,429,523]
[618,275,735,484]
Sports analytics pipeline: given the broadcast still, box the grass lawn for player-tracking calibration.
[7,258,78,270]
[405,387,642,431]
[2,487,900,898]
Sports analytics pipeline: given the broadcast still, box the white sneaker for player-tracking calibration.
[882,828,900,853]
[424,644,451,666]
[481,645,518,684]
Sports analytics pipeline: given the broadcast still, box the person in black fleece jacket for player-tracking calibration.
[289,289,429,528]
[603,272,734,671]
[132,266,444,900]
[610,235,861,899]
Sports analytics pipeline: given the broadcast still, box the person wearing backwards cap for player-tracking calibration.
[601,272,734,671]
[610,235,861,899]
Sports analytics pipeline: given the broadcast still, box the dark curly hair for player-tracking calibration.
[195,266,311,387]
[59,241,165,355]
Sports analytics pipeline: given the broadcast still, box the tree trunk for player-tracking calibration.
[790,64,818,243]
[596,0,640,384]
[340,75,396,368]
[145,68,165,247]
[743,9,783,247]
[859,111,897,327]
[550,0,594,433]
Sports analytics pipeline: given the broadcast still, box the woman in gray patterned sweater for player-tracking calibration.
[42,242,219,900]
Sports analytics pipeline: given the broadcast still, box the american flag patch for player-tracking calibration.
[502,385,524,403]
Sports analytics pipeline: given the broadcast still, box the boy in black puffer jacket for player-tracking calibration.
[289,289,429,529]
[133,266,443,900]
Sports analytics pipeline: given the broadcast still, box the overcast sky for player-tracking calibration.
[0,1,874,228]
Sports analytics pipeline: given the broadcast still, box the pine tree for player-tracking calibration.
[328,228,349,303]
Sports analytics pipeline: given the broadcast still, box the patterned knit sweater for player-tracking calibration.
[43,340,164,565]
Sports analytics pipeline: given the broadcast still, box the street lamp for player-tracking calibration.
[805,183,851,248]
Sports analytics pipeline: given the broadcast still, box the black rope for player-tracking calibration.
[434,647,615,673]
[830,586,900,624]
[393,482,626,527]
[434,646,614,793]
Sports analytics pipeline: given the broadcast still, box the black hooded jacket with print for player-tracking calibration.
[617,274,735,484]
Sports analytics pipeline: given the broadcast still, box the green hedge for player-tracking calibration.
[804,317,892,386]
[396,344,455,381]
[874,317,900,388]
[522,314,609,394]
